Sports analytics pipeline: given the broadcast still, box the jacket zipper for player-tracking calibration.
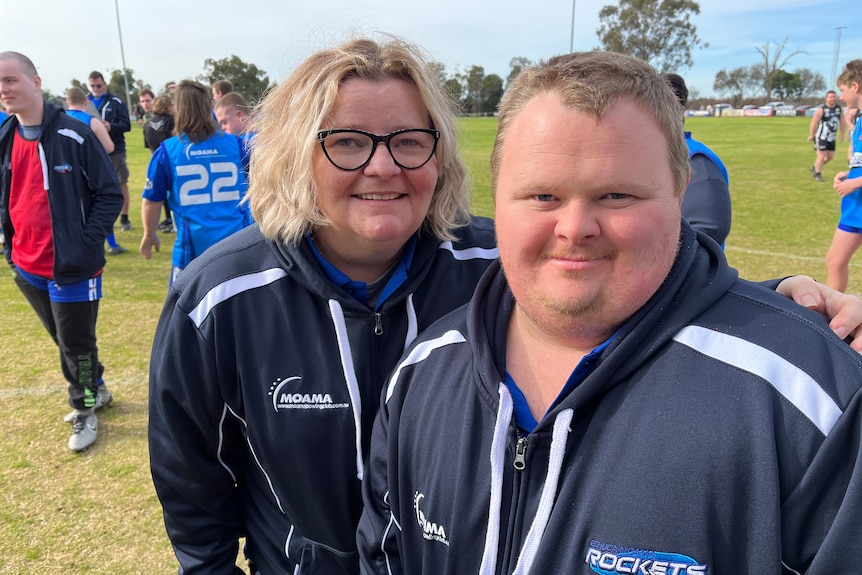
[374,312,383,335]
[500,432,528,573]
[514,435,528,470]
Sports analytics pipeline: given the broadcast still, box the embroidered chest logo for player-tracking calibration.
[585,540,707,575]
[268,376,349,412]
[413,492,449,546]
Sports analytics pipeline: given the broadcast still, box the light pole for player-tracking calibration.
[114,0,132,106]
[570,0,576,53]
[831,26,847,88]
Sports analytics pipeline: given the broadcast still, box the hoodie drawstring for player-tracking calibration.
[328,299,364,480]
[403,293,418,350]
[512,408,573,575]
[479,383,574,575]
[479,383,514,575]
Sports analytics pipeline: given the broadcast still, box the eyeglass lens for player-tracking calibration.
[320,130,437,170]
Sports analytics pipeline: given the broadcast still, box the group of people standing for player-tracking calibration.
[0,52,256,452]
[2,40,862,574]
[809,63,862,295]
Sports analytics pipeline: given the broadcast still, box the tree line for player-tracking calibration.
[41,1,828,113]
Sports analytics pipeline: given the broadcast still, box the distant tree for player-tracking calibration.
[746,64,766,99]
[507,57,532,89]
[201,55,271,102]
[771,70,804,101]
[94,68,145,105]
[713,67,747,105]
[480,74,504,114]
[463,65,486,115]
[752,36,805,100]
[430,61,448,87]
[70,78,87,92]
[444,77,465,110]
[596,0,706,73]
[794,68,826,99]
[41,89,64,107]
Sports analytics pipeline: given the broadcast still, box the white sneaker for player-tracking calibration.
[68,412,98,452]
[64,385,113,423]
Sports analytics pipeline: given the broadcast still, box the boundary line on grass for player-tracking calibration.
[0,376,145,399]
[727,245,862,268]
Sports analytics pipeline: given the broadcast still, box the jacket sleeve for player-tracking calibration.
[780,386,862,573]
[148,289,247,575]
[81,133,122,247]
[111,97,131,134]
[357,389,405,575]
[681,154,731,247]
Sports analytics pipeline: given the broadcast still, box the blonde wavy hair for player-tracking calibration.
[491,51,691,197]
[248,35,471,245]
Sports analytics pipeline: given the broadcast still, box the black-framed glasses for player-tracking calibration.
[317,128,440,171]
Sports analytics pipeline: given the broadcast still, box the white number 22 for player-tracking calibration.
[177,162,240,206]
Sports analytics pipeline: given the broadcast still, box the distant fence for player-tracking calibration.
[687,108,815,118]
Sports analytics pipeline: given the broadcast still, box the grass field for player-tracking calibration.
[0,115,858,574]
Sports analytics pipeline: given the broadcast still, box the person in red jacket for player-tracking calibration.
[0,51,122,452]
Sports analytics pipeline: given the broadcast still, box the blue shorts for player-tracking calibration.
[15,267,103,302]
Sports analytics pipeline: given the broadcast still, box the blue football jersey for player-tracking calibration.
[143,131,251,269]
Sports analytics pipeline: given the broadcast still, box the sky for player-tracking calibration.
[4,0,861,101]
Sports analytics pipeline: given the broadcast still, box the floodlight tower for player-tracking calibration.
[114,0,132,106]
[570,0,576,53]
[832,26,847,88]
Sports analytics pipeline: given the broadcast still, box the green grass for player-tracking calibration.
[0,116,858,574]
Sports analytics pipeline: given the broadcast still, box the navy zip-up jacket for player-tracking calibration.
[0,101,122,284]
[148,219,498,574]
[358,223,862,574]
[89,90,130,155]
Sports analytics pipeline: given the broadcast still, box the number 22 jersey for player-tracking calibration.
[144,131,251,269]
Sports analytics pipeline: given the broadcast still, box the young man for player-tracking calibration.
[138,88,154,124]
[666,73,731,247]
[88,70,132,230]
[358,52,862,574]
[0,52,123,452]
[826,60,862,292]
[210,79,233,103]
[67,87,127,256]
[213,91,252,139]
[809,90,846,181]
[66,87,114,154]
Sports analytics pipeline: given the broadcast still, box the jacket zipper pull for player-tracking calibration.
[374,312,383,335]
[514,436,528,470]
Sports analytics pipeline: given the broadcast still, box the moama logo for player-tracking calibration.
[413,492,449,546]
[268,376,349,412]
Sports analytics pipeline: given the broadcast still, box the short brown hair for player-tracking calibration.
[837,59,862,89]
[0,51,38,78]
[214,91,250,112]
[212,79,233,97]
[491,51,690,197]
[66,86,87,106]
